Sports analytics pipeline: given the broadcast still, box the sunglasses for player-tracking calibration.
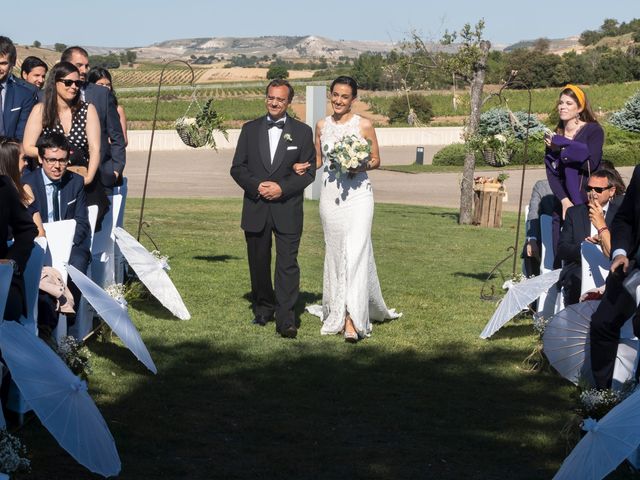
[586,185,612,193]
[57,79,83,88]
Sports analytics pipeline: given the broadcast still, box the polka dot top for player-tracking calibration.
[43,102,90,168]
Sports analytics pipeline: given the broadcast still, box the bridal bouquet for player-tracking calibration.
[324,134,371,175]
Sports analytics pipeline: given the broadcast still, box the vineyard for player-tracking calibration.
[110,67,209,87]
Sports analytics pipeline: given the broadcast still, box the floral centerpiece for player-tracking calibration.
[324,134,371,177]
[175,99,228,150]
[0,429,30,475]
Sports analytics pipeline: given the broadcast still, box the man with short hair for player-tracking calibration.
[557,169,620,305]
[0,36,36,140]
[230,79,316,338]
[22,133,91,312]
[60,46,125,190]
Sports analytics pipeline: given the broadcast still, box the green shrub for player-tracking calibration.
[387,94,433,125]
[432,143,466,166]
[477,108,547,140]
[602,144,640,166]
[433,139,547,167]
[609,90,640,133]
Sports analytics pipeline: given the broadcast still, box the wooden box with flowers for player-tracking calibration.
[473,175,508,228]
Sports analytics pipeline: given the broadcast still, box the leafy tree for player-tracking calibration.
[89,54,120,69]
[266,65,289,80]
[387,94,433,124]
[54,43,67,53]
[532,38,550,53]
[579,30,603,46]
[33,40,41,48]
[601,18,620,37]
[351,52,386,90]
[125,50,137,64]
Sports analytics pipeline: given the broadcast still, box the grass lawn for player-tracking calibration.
[16,198,629,479]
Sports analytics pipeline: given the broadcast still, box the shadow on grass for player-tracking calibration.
[128,295,183,321]
[193,255,241,263]
[21,338,579,480]
[426,211,459,221]
[453,271,495,282]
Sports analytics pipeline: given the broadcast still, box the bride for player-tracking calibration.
[295,76,400,342]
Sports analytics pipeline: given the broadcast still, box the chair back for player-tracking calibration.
[539,214,555,274]
[42,220,76,282]
[20,237,47,333]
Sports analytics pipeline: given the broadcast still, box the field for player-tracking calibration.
[17,198,614,480]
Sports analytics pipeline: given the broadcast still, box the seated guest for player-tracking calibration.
[21,133,91,318]
[20,56,48,90]
[0,137,44,236]
[523,179,560,277]
[557,169,621,305]
[0,174,38,321]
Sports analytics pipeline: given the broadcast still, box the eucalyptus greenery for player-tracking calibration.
[175,99,228,150]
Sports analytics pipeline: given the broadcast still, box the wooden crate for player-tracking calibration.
[473,183,506,228]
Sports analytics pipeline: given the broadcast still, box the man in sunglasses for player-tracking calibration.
[22,133,91,325]
[0,36,36,140]
[557,169,620,306]
[60,46,125,191]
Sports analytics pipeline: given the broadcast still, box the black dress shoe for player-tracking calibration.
[278,325,297,339]
[252,315,272,326]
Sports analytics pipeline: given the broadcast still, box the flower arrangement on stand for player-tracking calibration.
[466,132,519,167]
[0,429,30,476]
[175,99,228,149]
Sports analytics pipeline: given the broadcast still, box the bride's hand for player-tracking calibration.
[293,162,310,175]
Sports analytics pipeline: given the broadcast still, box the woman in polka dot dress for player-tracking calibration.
[23,62,109,223]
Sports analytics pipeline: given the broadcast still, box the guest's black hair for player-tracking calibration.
[60,46,89,63]
[0,137,26,203]
[330,76,358,97]
[36,132,71,159]
[266,79,294,102]
[0,36,16,66]
[21,56,48,75]
[42,62,81,129]
[87,67,118,105]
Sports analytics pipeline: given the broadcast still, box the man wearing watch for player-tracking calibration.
[0,174,38,321]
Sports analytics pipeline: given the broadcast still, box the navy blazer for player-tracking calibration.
[558,197,620,265]
[21,169,91,260]
[2,75,37,140]
[230,115,316,234]
[83,83,126,188]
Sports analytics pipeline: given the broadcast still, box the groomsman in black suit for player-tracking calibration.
[0,36,37,140]
[230,79,316,338]
[0,174,38,321]
[591,165,640,388]
[60,47,126,190]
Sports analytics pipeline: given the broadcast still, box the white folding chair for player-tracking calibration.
[112,178,128,284]
[19,237,47,334]
[43,220,76,344]
[580,241,611,296]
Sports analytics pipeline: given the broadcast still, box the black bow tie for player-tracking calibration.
[267,120,285,129]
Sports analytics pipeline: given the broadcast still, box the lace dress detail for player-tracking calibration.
[307,115,400,337]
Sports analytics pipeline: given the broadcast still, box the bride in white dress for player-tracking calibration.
[296,76,400,342]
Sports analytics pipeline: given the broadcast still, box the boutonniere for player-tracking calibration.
[283,133,293,143]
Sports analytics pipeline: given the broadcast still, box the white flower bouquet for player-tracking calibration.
[0,429,30,474]
[324,134,371,176]
[56,336,93,381]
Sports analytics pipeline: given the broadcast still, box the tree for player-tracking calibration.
[387,94,433,124]
[532,37,550,53]
[54,43,67,53]
[33,40,41,48]
[601,18,620,37]
[125,50,137,64]
[351,52,386,90]
[410,20,490,224]
[266,65,289,80]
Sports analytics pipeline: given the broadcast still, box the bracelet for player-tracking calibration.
[597,226,609,235]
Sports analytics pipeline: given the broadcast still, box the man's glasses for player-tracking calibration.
[586,185,612,193]
[42,157,69,165]
[57,79,83,88]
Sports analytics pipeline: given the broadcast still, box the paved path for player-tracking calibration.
[124,147,635,213]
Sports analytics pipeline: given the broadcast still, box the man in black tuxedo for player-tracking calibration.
[22,133,91,313]
[0,174,38,320]
[0,36,36,140]
[230,79,316,338]
[60,47,126,190]
[590,165,640,388]
[557,169,620,305]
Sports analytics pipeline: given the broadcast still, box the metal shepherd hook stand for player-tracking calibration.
[136,60,195,241]
[480,72,533,300]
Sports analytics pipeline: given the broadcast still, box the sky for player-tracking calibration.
[4,0,639,48]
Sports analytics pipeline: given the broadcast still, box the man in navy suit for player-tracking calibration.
[0,36,36,140]
[22,133,91,310]
[230,79,316,338]
[60,47,126,190]
[557,169,620,305]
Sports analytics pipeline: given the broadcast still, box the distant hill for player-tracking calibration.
[503,36,585,54]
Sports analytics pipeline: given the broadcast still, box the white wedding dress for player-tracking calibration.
[307,114,401,337]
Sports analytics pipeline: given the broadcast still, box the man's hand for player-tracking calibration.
[561,197,573,220]
[258,181,282,201]
[114,171,120,180]
[525,239,540,260]
[611,254,629,274]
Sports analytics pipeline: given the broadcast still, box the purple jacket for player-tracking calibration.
[544,122,604,205]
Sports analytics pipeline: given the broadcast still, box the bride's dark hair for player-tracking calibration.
[331,76,358,97]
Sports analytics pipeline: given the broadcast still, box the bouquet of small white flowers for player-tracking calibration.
[324,134,371,176]
[56,336,92,381]
[151,250,170,271]
[0,429,30,474]
[105,283,128,308]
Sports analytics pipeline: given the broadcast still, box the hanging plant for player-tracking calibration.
[175,99,228,150]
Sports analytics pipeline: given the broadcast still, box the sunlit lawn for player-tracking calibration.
[17,198,627,479]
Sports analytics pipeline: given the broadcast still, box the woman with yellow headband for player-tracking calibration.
[544,84,604,219]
